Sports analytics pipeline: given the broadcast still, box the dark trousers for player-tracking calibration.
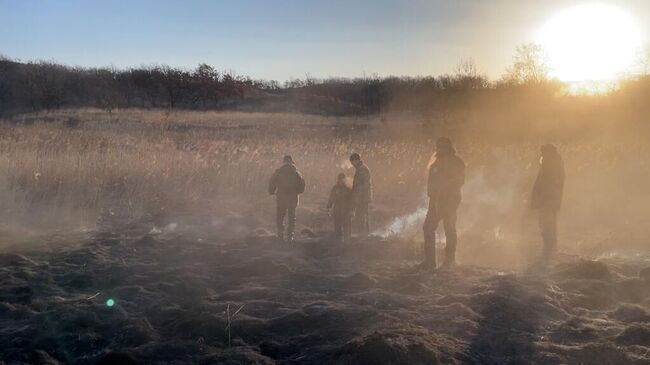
[333,210,352,242]
[354,201,369,236]
[423,198,459,266]
[539,208,558,261]
[276,195,298,239]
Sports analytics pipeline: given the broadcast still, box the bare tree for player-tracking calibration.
[452,58,489,89]
[160,66,190,108]
[24,62,67,110]
[191,63,221,107]
[503,43,550,84]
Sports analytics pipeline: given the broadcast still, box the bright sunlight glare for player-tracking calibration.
[538,4,642,82]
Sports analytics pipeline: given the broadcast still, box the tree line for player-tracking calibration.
[1,44,649,122]
[0,59,255,114]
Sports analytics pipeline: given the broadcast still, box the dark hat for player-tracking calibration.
[541,144,557,155]
[436,137,453,149]
[435,137,455,154]
[283,155,294,163]
[349,153,361,162]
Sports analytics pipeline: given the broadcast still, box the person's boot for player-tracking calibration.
[441,250,456,270]
[420,242,436,271]
[441,257,456,270]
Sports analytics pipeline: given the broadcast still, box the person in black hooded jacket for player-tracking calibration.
[422,137,465,270]
[269,155,305,242]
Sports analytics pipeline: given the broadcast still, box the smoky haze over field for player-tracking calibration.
[2,43,650,365]
[0,107,648,265]
[1,106,650,364]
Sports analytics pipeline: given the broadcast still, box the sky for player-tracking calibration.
[1,0,648,81]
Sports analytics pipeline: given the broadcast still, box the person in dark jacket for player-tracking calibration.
[269,155,305,242]
[327,173,353,243]
[531,144,565,263]
[350,153,372,237]
[422,137,465,270]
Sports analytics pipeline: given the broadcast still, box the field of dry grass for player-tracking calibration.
[0,109,432,234]
[0,108,648,256]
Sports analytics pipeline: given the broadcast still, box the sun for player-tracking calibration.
[537,4,642,82]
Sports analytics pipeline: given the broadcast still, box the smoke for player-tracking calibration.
[373,197,428,238]
[457,148,530,239]
[372,147,531,242]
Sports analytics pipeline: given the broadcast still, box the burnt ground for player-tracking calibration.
[1,225,650,365]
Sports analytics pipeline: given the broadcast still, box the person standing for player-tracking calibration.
[327,172,353,243]
[268,155,305,242]
[350,153,372,237]
[531,144,565,263]
[422,137,465,270]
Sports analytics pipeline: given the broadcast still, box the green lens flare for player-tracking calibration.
[106,299,115,307]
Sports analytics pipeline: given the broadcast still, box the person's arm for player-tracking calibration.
[427,165,435,198]
[327,187,335,209]
[454,158,466,189]
[531,167,544,209]
[360,167,371,201]
[351,171,359,204]
[296,171,306,194]
[268,171,278,195]
[351,170,359,192]
[553,161,565,209]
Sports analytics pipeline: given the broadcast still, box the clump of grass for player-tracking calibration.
[225,303,245,347]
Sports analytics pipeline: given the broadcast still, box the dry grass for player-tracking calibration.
[1,108,648,254]
[0,109,435,232]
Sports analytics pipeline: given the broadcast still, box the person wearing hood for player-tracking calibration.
[350,153,372,237]
[423,137,465,270]
[269,155,305,242]
[531,144,565,263]
[327,172,353,243]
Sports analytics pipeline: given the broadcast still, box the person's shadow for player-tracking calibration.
[468,276,542,365]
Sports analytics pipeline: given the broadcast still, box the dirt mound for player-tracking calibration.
[0,253,36,266]
[616,278,650,303]
[468,277,566,364]
[558,260,612,281]
[561,343,646,365]
[616,324,650,346]
[200,348,275,365]
[611,304,650,323]
[640,267,650,280]
[31,350,60,365]
[96,351,138,365]
[337,332,447,365]
[549,317,602,344]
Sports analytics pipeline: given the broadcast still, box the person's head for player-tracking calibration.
[540,144,557,158]
[539,144,558,165]
[283,155,294,164]
[336,172,346,183]
[435,137,454,156]
[349,153,362,167]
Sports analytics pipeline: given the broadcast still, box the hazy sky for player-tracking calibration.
[1,0,648,80]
